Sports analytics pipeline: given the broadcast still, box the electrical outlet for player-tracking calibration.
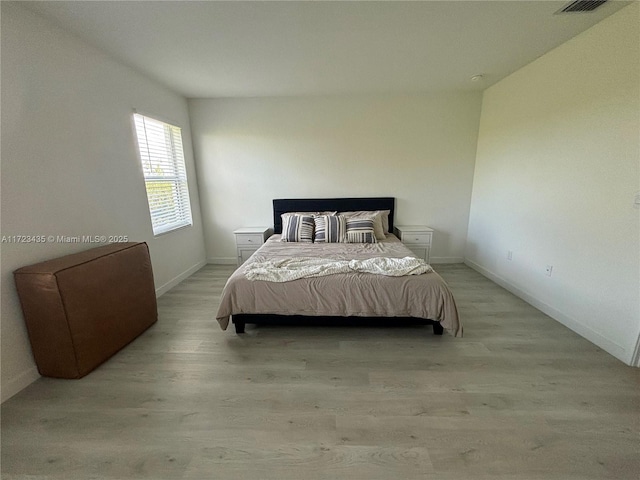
[507,250,513,261]
[545,265,553,276]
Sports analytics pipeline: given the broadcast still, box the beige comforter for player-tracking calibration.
[216,235,463,337]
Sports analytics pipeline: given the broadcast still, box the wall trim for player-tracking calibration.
[430,256,464,264]
[464,258,632,366]
[155,260,207,297]
[1,366,40,403]
[208,257,236,265]
[632,332,640,367]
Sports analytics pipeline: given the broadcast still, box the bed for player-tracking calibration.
[216,197,462,337]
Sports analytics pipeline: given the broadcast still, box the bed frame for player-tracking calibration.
[273,197,395,234]
[233,197,444,335]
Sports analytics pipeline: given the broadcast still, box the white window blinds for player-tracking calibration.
[133,113,193,236]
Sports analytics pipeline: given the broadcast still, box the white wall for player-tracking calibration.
[189,93,482,264]
[1,4,207,401]
[466,4,640,365]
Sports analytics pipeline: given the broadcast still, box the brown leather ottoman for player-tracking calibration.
[14,242,157,378]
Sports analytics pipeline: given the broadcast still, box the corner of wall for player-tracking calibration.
[464,258,633,366]
[1,367,40,403]
[154,259,208,297]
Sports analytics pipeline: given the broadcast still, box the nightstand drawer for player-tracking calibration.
[234,227,271,266]
[402,232,432,245]
[235,234,266,246]
[238,247,258,265]
[394,225,434,263]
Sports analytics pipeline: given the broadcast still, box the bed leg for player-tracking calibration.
[234,319,245,334]
[432,322,444,335]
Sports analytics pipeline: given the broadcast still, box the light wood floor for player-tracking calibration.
[2,264,639,479]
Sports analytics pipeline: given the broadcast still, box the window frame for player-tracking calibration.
[132,112,193,236]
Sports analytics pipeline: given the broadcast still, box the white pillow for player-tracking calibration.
[281,211,337,218]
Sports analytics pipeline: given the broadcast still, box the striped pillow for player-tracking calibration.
[346,218,378,244]
[314,215,347,243]
[340,210,388,240]
[281,215,314,242]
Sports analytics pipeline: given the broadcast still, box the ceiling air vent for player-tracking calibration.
[557,0,608,13]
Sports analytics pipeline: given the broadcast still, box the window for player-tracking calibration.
[133,113,193,235]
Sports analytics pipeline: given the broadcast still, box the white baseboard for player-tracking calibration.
[207,257,237,265]
[155,260,208,297]
[632,334,640,367]
[430,256,464,264]
[1,366,39,403]
[464,258,631,366]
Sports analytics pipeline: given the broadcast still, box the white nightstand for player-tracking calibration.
[233,227,271,266]
[393,225,434,263]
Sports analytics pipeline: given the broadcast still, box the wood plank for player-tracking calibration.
[2,264,638,479]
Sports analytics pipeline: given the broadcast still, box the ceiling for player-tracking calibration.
[22,0,632,98]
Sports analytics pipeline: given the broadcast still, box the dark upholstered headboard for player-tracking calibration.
[273,197,395,234]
